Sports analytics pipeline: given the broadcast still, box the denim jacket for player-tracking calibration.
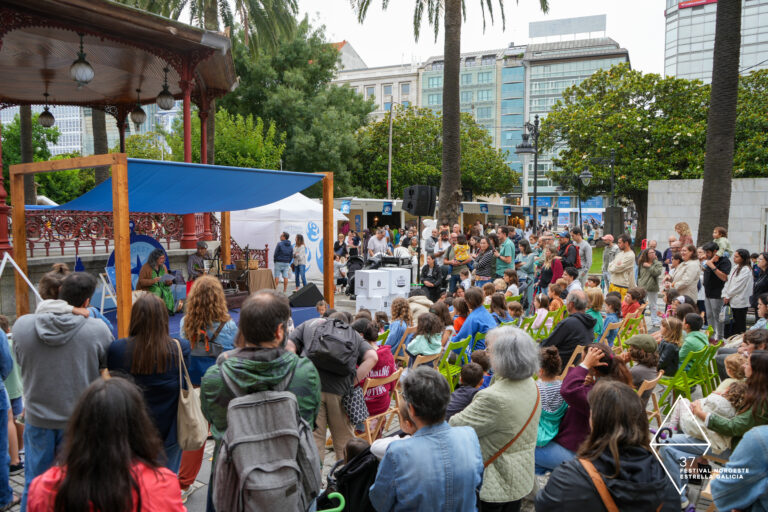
[711,425,768,512]
[0,331,13,410]
[369,422,483,512]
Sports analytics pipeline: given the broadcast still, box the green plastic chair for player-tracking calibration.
[531,310,558,341]
[471,331,487,352]
[658,346,709,414]
[615,317,643,351]
[699,340,723,396]
[552,306,567,327]
[519,316,535,335]
[376,330,389,344]
[506,294,523,303]
[318,492,346,512]
[438,336,471,391]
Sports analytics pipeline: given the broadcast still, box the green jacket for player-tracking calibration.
[637,260,663,292]
[586,309,603,338]
[201,346,321,440]
[450,377,540,502]
[679,331,708,370]
[708,404,768,450]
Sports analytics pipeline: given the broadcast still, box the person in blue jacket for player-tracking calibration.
[453,287,496,353]
[273,231,294,293]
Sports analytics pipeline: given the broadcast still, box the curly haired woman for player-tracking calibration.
[384,297,413,354]
[177,275,237,500]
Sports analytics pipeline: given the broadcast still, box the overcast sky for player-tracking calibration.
[298,0,666,74]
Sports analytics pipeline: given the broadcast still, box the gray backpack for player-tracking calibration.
[213,362,322,512]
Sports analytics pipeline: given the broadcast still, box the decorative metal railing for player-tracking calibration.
[209,215,269,268]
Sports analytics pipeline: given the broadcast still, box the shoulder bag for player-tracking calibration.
[579,458,663,512]
[190,317,230,358]
[484,388,540,468]
[174,339,208,451]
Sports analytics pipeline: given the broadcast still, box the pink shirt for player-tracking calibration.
[359,346,397,416]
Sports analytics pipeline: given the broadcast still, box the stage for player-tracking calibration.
[101,306,320,340]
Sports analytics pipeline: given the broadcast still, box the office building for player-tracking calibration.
[664,0,768,83]
[332,63,419,120]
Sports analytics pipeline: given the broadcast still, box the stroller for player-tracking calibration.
[315,447,380,512]
[345,255,365,297]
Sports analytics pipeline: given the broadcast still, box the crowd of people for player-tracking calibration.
[0,217,765,511]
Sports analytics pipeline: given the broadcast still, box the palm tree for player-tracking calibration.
[355,0,548,224]
[92,108,110,184]
[113,0,298,164]
[19,105,35,204]
[697,0,741,244]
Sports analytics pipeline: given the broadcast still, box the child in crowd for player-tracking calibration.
[370,401,416,460]
[503,269,520,297]
[453,235,471,264]
[658,289,683,320]
[602,295,622,345]
[711,226,733,263]
[374,311,389,334]
[586,275,601,289]
[493,278,507,293]
[430,301,455,345]
[584,287,604,339]
[355,309,373,322]
[384,297,412,354]
[445,362,484,421]
[536,347,566,447]
[507,301,524,326]
[621,287,645,318]
[622,334,659,406]
[459,269,472,291]
[316,300,328,317]
[532,294,552,331]
[406,313,444,364]
[657,317,684,376]
[555,279,569,299]
[715,353,746,393]
[482,283,496,305]
[352,319,397,427]
[671,381,747,454]
[471,350,492,389]
[680,313,708,369]
[489,293,513,325]
[334,255,347,293]
[453,298,469,332]
[605,290,622,302]
[548,284,564,312]
[0,316,23,476]
[344,438,371,464]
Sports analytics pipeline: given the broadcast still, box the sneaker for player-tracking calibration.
[8,461,23,476]
[181,488,193,504]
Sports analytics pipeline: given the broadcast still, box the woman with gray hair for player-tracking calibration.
[137,248,175,313]
[450,326,541,512]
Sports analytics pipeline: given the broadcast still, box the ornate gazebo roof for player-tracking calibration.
[0,0,237,112]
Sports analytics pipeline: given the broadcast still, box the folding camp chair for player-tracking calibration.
[437,336,471,391]
[393,326,416,367]
[559,345,586,380]
[357,368,404,444]
[636,370,665,427]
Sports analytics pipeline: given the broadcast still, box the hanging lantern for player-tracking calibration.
[130,89,146,128]
[38,93,55,128]
[156,66,175,110]
[69,33,94,88]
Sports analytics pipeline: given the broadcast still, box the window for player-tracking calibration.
[427,76,443,88]
[481,55,496,66]
[477,71,493,84]
[476,107,492,119]
[400,82,410,95]
[477,89,492,101]
[383,84,393,96]
[460,91,473,103]
[461,73,473,85]
[464,57,476,67]
[384,102,392,111]
[432,61,444,70]
[366,86,375,99]
[428,93,442,105]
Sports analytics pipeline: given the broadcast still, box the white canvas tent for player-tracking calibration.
[229,193,348,281]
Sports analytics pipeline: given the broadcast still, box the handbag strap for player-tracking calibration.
[173,338,193,391]
[578,459,619,512]
[484,387,540,468]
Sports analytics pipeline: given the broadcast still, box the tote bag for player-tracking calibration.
[175,339,208,451]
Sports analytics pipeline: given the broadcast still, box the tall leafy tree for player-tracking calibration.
[219,21,375,194]
[354,0,548,224]
[697,0,741,245]
[0,113,59,204]
[355,105,516,198]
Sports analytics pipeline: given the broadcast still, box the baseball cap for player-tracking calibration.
[559,231,570,238]
[627,334,657,353]
[601,234,614,243]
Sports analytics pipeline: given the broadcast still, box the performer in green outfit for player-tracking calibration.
[138,248,175,313]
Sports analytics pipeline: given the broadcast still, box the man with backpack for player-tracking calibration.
[289,312,379,462]
[557,231,580,270]
[200,290,322,512]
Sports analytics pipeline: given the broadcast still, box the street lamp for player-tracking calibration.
[578,168,593,229]
[515,114,539,231]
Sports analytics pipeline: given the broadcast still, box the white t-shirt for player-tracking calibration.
[461,278,472,290]
[434,239,451,266]
[368,236,389,256]
[506,284,520,296]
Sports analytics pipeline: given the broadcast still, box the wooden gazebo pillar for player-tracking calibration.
[179,57,198,249]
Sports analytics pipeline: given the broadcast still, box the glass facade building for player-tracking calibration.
[1,105,83,155]
[665,0,768,83]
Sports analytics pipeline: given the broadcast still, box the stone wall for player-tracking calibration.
[646,178,768,253]
[0,249,197,322]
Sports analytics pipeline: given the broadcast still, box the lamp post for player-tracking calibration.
[387,95,394,200]
[589,148,618,236]
[515,114,539,231]
[578,168,593,230]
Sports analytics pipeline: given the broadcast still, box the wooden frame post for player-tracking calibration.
[220,211,231,266]
[10,154,132,337]
[322,173,334,307]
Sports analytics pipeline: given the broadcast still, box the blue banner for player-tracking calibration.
[540,207,548,217]
[460,204,464,213]
[557,197,571,208]
[340,200,351,214]
[382,202,393,215]
[480,204,489,213]
[530,196,552,207]
[522,207,531,217]
[503,206,512,216]
[582,196,604,208]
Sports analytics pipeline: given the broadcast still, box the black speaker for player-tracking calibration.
[289,283,325,308]
[402,185,436,216]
